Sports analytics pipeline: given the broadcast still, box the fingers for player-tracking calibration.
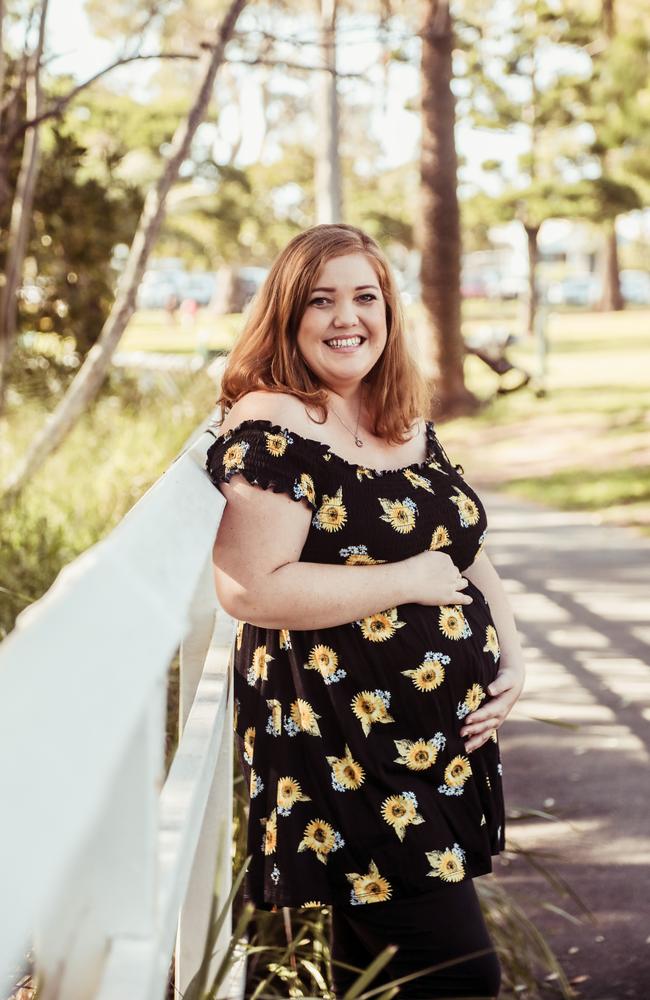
[464,729,496,752]
[460,717,500,737]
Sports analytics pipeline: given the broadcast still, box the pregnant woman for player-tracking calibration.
[205,222,525,998]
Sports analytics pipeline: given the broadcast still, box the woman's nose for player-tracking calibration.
[333,302,359,326]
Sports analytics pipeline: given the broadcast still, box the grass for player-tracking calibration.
[438,308,650,535]
[0,347,217,639]
[118,302,650,533]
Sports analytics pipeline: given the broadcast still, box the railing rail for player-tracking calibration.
[0,427,244,1000]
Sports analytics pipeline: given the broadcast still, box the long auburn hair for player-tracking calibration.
[216,223,431,443]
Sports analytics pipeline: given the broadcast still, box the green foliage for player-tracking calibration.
[25,127,143,355]
[0,346,217,639]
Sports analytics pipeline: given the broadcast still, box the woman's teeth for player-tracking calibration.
[325,336,364,349]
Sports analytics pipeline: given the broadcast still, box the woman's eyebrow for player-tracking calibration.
[311,284,379,292]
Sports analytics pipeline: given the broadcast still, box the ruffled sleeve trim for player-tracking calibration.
[205,420,321,512]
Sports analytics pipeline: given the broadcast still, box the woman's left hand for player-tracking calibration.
[459,663,525,753]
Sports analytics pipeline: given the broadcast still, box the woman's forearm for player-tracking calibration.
[228,559,413,630]
[464,552,525,672]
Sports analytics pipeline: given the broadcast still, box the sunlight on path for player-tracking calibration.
[483,493,650,999]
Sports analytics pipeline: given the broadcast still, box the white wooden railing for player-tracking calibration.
[0,425,246,1000]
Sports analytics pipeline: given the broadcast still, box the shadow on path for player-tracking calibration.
[482,492,650,1000]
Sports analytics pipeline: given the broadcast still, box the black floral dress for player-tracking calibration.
[205,418,506,911]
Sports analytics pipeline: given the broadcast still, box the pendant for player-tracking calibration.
[354,436,363,447]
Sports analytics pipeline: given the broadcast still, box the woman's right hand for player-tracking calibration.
[403,550,473,606]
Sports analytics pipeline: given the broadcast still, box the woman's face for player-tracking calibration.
[296,252,388,395]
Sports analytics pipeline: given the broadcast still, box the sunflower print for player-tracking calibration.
[339,544,385,565]
[264,431,290,457]
[438,755,472,796]
[357,607,406,642]
[277,775,311,816]
[351,689,395,737]
[403,468,435,494]
[204,420,505,906]
[378,496,418,534]
[313,486,347,532]
[297,818,345,864]
[450,486,480,527]
[346,860,392,905]
[284,697,322,737]
[304,644,346,684]
[457,683,487,721]
[381,791,425,841]
[222,440,249,472]
[483,625,500,662]
[243,725,255,765]
[394,733,446,770]
[426,843,467,883]
[266,698,282,736]
[429,524,451,551]
[326,744,365,791]
[293,472,316,506]
[401,650,450,691]
[426,457,448,475]
[250,769,264,798]
[247,644,274,685]
[438,605,472,640]
[261,808,277,854]
[476,527,487,556]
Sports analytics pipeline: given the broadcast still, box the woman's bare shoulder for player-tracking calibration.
[217,390,310,436]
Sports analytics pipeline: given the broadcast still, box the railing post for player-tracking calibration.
[175,554,237,995]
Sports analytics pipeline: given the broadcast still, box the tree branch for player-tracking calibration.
[9,49,364,144]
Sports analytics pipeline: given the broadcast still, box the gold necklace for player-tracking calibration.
[329,392,364,447]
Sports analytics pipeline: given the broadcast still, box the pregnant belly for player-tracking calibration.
[329,579,501,734]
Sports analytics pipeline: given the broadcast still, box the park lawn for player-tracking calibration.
[442,309,650,536]
[121,309,242,354]
[119,304,650,535]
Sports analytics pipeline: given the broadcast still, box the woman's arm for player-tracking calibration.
[458,550,526,752]
[211,475,471,630]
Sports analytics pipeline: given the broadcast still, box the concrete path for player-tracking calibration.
[481,491,650,1000]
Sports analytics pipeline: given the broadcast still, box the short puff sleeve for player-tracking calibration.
[205,419,321,512]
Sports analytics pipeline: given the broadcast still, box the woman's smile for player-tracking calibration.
[296,252,388,390]
[323,334,367,352]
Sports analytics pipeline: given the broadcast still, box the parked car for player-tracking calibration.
[545,275,601,307]
[179,272,217,306]
[136,270,184,310]
[620,269,650,305]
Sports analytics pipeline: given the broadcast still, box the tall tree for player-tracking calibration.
[419,0,479,418]
[462,0,598,335]
[3,0,248,501]
[0,0,49,411]
[315,0,343,222]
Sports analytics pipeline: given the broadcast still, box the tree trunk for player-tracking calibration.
[598,0,623,313]
[0,0,49,414]
[599,219,623,312]
[315,0,342,223]
[525,224,540,336]
[2,0,248,503]
[419,0,478,419]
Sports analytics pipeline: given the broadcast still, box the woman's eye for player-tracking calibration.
[308,294,377,306]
